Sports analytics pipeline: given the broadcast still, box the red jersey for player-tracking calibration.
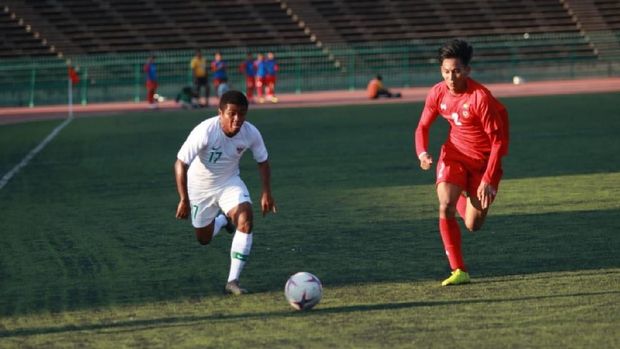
[415,78,509,184]
[68,66,79,85]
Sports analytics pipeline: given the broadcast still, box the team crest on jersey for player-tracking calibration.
[440,103,447,110]
[462,103,470,118]
[237,147,245,154]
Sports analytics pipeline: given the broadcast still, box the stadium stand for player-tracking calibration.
[1,0,341,93]
[304,0,584,40]
[562,0,620,59]
[0,0,618,107]
[3,0,313,55]
[596,0,620,31]
[1,0,612,62]
[303,0,597,60]
[0,6,56,58]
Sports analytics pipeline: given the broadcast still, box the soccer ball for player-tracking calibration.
[512,75,523,85]
[284,272,323,311]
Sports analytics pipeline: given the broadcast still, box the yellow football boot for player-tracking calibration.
[441,269,471,286]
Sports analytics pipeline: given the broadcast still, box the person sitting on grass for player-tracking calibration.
[176,86,200,109]
[367,75,402,99]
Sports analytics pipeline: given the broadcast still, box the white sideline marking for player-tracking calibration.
[0,116,74,190]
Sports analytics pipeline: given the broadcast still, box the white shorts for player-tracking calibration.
[189,176,252,228]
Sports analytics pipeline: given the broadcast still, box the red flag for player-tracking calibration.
[68,66,79,85]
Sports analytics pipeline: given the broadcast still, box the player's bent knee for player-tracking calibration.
[465,219,484,232]
[229,203,254,233]
[197,236,212,245]
[236,217,252,233]
[464,223,478,232]
[438,203,457,218]
[195,227,214,245]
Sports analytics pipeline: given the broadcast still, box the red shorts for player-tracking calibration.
[245,76,255,88]
[213,78,225,88]
[265,76,276,85]
[146,80,158,91]
[435,145,502,196]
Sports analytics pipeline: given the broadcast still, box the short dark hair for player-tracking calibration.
[438,39,473,66]
[219,90,248,110]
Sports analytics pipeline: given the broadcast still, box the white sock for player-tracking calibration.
[213,214,227,238]
[227,231,253,282]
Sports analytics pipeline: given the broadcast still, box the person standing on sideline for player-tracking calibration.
[264,51,279,103]
[190,49,209,107]
[174,90,277,295]
[144,55,158,109]
[239,53,257,103]
[67,64,80,86]
[414,39,509,286]
[254,53,267,103]
[211,51,228,98]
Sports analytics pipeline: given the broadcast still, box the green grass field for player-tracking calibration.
[1,93,619,348]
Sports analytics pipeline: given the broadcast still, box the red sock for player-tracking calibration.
[439,218,466,271]
[456,195,467,220]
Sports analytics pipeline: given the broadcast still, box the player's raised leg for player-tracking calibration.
[463,194,489,232]
[437,182,471,286]
[456,192,468,219]
[462,172,496,232]
[191,202,229,245]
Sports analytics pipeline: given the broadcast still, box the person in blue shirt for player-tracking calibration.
[254,53,267,103]
[143,55,158,109]
[239,53,257,103]
[211,51,228,97]
[264,52,279,103]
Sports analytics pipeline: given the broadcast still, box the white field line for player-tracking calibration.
[0,116,73,190]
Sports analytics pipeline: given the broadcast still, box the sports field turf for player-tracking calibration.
[0,92,619,348]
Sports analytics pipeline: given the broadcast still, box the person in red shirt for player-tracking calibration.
[414,39,509,286]
[68,65,80,85]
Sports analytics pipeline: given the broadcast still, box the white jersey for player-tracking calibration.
[177,116,268,201]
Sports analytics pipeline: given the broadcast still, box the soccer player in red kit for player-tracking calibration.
[414,39,509,286]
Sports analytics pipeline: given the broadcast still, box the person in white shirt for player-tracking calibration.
[174,90,277,295]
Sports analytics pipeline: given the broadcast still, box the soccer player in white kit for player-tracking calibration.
[174,90,277,295]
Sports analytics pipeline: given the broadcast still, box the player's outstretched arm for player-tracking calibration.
[257,160,277,216]
[174,159,191,219]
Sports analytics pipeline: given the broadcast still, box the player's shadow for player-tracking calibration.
[457,208,620,278]
[292,208,620,290]
[1,290,616,339]
[0,209,617,317]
